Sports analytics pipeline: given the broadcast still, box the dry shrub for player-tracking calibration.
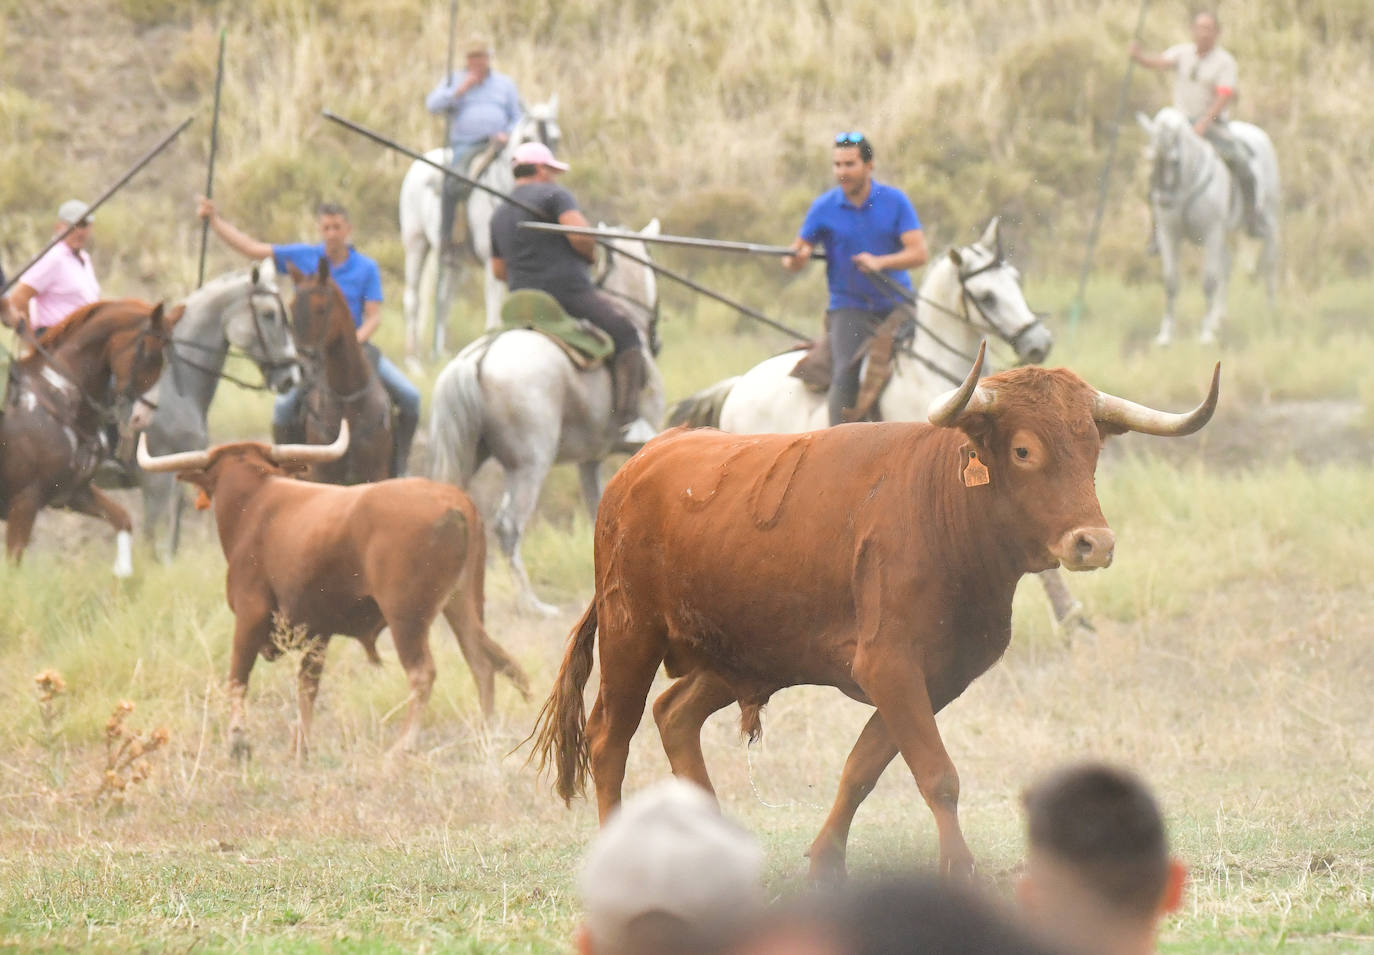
[93,700,170,807]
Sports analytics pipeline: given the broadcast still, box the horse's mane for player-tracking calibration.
[35,298,154,351]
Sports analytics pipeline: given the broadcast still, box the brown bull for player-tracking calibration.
[139,422,530,758]
[532,344,1219,879]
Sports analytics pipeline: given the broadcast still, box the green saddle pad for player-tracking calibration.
[500,289,615,363]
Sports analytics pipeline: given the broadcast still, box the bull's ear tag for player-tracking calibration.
[962,449,990,487]
[194,488,213,511]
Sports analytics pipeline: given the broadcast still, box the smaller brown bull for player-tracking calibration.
[138,421,529,758]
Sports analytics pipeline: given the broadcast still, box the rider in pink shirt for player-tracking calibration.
[4,200,101,336]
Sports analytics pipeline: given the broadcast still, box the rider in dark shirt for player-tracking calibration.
[489,142,651,438]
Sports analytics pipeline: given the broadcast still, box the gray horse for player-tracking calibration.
[139,261,299,556]
[1138,106,1280,346]
[428,221,662,615]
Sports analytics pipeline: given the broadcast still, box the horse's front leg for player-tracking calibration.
[577,460,603,519]
[1199,228,1232,345]
[1154,211,1181,347]
[67,484,134,578]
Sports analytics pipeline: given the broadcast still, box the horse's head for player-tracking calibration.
[595,218,662,355]
[285,258,351,359]
[931,218,1051,365]
[108,301,185,399]
[227,259,299,394]
[1137,107,1190,197]
[515,96,562,155]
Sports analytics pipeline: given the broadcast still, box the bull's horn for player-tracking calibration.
[927,341,997,426]
[136,433,211,473]
[268,419,350,464]
[1094,362,1220,436]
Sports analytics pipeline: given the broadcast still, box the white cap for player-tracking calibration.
[579,779,764,951]
[58,199,93,225]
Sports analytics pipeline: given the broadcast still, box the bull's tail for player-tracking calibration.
[428,354,486,485]
[527,600,598,805]
[665,376,739,430]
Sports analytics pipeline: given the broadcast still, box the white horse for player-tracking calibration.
[138,261,300,557]
[1137,106,1280,346]
[673,218,1087,631]
[398,97,563,361]
[428,220,663,615]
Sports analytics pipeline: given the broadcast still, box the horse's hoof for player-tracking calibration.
[1153,332,1173,348]
[1199,330,1218,346]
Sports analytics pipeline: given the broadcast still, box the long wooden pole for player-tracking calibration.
[195,28,227,290]
[519,221,829,261]
[1068,0,1151,331]
[1,117,194,297]
[322,111,811,341]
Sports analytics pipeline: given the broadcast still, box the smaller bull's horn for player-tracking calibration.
[268,419,350,464]
[136,433,211,473]
[1094,362,1221,436]
[927,342,997,427]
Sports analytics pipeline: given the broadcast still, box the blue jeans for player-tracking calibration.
[273,355,420,428]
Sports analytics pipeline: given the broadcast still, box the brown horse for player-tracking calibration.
[0,299,183,574]
[284,259,391,484]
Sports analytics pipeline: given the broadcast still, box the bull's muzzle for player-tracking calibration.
[1054,527,1116,571]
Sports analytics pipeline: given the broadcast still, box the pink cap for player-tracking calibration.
[511,141,569,172]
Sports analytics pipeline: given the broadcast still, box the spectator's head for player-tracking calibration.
[1018,763,1186,955]
[576,779,763,955]
[57,199,93,249]
[730,873,1060,955]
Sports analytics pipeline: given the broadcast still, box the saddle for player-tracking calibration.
[788,309,911,422]
[500,289,615,369]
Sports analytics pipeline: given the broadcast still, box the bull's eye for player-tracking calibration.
[1015,447,1030,460]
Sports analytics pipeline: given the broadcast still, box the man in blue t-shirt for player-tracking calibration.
[783,133,929,426]
[196,197,422,477]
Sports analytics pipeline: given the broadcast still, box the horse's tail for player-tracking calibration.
[526,600,598,805]
[666,376,739,430]
[428,355,486,485]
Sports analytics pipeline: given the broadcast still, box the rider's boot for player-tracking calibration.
[610,348,656,444]
[390,410,418,478]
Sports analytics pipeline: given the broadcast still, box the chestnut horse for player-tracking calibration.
[0,299,183,575]
[284,259,391,484]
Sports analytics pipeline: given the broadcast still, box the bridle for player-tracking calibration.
[162,281,297,393]
[870,249,1048,385]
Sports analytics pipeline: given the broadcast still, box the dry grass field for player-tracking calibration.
[2,0,1373,951]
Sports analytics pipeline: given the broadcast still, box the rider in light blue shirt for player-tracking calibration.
[425,34,523,242]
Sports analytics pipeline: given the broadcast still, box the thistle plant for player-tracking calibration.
[93,700,170,807]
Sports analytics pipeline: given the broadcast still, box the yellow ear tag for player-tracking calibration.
[194,489,213,511]
[963,450,990,487]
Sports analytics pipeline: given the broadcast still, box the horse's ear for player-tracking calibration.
[1136,111,1155,135]
[251,265,260,285]
[643,217,661,236]
[316,255,331,281]
[164,304,186,327]
[979,217,1001,255]
[149,303,165,329]
[948,248,964,269]
[285,262,305,284]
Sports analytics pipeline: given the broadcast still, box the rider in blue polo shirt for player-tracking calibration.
[783,133,929,426]
[196,197,422,477]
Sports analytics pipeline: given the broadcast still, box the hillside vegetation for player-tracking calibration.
[1,0,1370,314]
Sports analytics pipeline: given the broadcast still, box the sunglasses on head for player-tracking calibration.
[834,131,866,145]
